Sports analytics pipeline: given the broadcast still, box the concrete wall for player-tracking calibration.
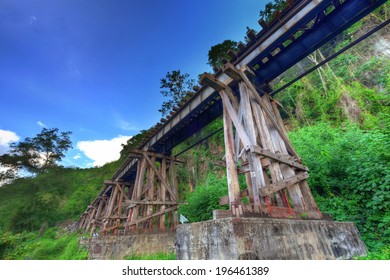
[176,218,367,260]
[81,232,176,260]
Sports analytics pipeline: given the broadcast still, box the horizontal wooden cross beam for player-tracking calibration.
[250,145,308,171]
[127,205,178,226]
[130,149,185,163]
[259,172,309,196]
[104,180,133,186]
[200,72,227,91]
[219,189,249,205]
[126,200,179,206]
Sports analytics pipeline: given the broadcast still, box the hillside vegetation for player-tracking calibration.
[1,4,389,260]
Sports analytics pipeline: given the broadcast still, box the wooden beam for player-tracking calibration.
[220,90,252,149]
[259,172,309,196]
[126,200,179,206]
[104,180,133,186]
[116,183,131,201]
[242,66,256,79]
[142,152,177,201]
[200,72,227,91]
[222,63,241,81]
[160,159,167,229]
[222,102,241,205]
[147,156,156,219]
[239,81,263,205]
[251,145,308,171]
[127,206,178,226]
[246,29,257,41]
[219,189,249,205]
[130,149,185,163]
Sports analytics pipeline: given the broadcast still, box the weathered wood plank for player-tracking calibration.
[223,63,241,81]
[130,158,147,224]
[222,102,241,205]
[160,159,167,229]
[220,90,252,149]
[104,180,132,186]
[142,152,177,201]
[126,200,179,206]
[147,157,156,219]
[239,82,263,206]
[127,206,178,226]
[251,145,308,171]
[259,172,309,196]
[200,72,227,91]
[130,149,185,163]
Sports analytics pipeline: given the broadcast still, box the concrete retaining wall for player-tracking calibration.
[80,232,176,260]
[175,218,367,260]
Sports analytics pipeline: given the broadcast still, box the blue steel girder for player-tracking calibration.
[253,0,387,87]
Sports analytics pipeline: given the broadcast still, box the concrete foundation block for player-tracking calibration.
[175,218,367,260]
[81,232,176,260]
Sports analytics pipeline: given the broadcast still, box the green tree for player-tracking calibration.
[0,128,72,181]
[159,70,196,117]
[259,0,288,24]
[207,39,238,69]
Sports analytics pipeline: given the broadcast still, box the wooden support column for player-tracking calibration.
[86,207,96,233]
[239,82,263,207]
[103,185,119,231]
[130,158,147,229]
[91,198,105,234]
[170,160,179,227]
[221,91,241,208]
[147,157,156,229]
[270,98,320,215]
[261,93,305,210]
[160,159,167,229]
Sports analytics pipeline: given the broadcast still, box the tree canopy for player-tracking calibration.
[207,39,238,69]
[159,70,196,117]
[0,128,72,182]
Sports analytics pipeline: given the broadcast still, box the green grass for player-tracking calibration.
[0,227,88,260]
[125,252,176,260]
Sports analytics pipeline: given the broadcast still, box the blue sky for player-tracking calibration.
[0,0,266,168]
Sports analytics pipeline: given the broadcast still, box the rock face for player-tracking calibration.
[175,218,367,260]
[80,231,176,260]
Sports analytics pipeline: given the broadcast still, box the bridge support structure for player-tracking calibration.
[76,150,182,235]
[201,63,321,220]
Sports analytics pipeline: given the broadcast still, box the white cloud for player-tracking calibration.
[37,121,46,128]
[73,154,81,160]
[0,129,20,155]
[77,135,131,167]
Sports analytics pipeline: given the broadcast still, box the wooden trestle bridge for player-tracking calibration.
[75,0,387,235]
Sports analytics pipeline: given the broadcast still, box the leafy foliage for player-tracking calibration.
[0,227,88,260]
[159,70,196,117]
[289,123,390,253]
[178,174,229,222]
[0,162,118,233]
[259,0,288,24]
[207,40,238,69]
[0,128,72,182]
